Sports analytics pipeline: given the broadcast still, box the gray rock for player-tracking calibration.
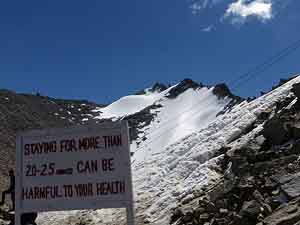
[271,172,300,185]
[207,182,225,202]
[253,190,264,204]
[263,116,288,145]
[181,211,194,223]
[292,82,300,99]
[194,207,206,218]
[262,203,273,216]
[219,208,229,214]
[215,199,226,209]
[199,213,210,223]
[281,176,300,199]
[170,209,183,224]
[264,197,300,225]
[291,123,300,139]
[264,177,277,191]
[272,172,300,199]
[240,200,261,219]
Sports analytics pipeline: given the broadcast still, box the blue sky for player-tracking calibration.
[0,0,300,103]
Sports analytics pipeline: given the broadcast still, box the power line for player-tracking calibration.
[228,0,297,89]
[132,37,300,160]
[229,37,300,90]
[132,37,300,155]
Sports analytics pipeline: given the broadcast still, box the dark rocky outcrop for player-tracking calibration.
[262,116,289,145]
[149,82,168,93]
[124,104,162,144]
[167,79,202,99]
[135,82,168,95]
[213,83,243,106]
[213,83,235,99]
[291,83,300,99]
[213,83,244,116]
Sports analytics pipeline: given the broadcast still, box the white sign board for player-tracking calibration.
[16,121,134,224]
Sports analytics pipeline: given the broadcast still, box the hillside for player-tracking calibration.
[0,90,104,191]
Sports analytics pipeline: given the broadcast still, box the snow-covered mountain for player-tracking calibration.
[94,79,238,163]
[35,76,300,225]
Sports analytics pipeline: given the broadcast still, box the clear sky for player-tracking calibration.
[1,0,300,103]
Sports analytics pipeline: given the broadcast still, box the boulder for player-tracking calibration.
[240,200,261,219]
[199,199,216,213]
[215,217,230,225]
[264,197,300,225]
[255,151,276,162]
[181,211,194,223]
[292,83,300,99]
[229,214,243,225]
[230,155,248,175]
[281,176,300,199]
[257,111,271,121]
[272,172,300,199]
[170,209,184,224]
[264,177,277,191]
[263,117,288,145]
[253,190,264,204]
[290,123,300,139]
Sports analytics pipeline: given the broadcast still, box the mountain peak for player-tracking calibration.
[167,78,202,98]
[181,78,202,87]
[135,82,168,95]
[213,83,234,99]
[149,82,168,93]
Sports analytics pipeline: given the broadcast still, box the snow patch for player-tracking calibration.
[94,85,177,119]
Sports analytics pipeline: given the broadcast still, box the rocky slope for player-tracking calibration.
[170,78,300,225]
[0,90,105,191]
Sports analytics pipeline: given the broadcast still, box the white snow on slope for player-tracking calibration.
[37,76,300,225]
[132,87,231,163]
[94,85,176,119]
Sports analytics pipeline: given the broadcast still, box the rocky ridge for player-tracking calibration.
[0,90,105,191]
[170,79,300,225]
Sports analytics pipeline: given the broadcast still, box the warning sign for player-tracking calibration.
[16,121,134,213]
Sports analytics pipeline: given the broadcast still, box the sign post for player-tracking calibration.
[15,121,134,225]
